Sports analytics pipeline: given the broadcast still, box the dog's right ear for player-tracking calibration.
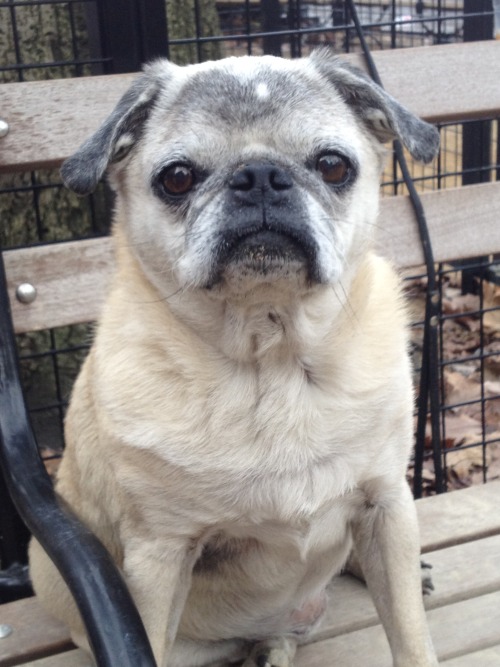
[61,66,166,195]
[309,48,440,164]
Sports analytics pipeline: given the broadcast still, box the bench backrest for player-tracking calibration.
[1,40,500,334]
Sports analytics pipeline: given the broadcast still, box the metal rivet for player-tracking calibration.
[0,119,9,138]
[0,624,13,639]
[431,293,440,305]
[16,282,37,304]
[430,315,439,327]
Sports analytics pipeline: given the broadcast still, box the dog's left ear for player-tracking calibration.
[61,62,172,195]
[310,49,440,163]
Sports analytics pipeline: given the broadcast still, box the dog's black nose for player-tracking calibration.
[229,162,293,201]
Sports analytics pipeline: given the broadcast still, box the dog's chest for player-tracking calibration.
[162,355,373,519]
[111,318,404,535]
[198,356,360,465]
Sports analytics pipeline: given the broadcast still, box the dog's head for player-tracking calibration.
[62,51,439,302]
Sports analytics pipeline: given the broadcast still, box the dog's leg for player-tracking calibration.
[352,481,438,667]
[242,637,297,667]
[123,536,199,667]
[346,552,435,596]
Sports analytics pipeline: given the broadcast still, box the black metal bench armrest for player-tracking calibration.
[0,250,157,667]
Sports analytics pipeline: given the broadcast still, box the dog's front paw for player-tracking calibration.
[245,649,289,667]
[421,559,434,596]
[242,638,296,667]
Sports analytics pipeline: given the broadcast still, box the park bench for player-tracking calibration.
[1,39,500,666]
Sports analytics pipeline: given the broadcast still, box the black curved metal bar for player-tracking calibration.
[345,0,445,497]
[0,250,157,667]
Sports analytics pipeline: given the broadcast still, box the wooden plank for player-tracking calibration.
[312,533,500,643]
[442,645,500,666]
[417,481,500,553]
[4,486,499,665]
[4,237,113,334]
[296,591,500,666]
[0,597,73,667]
[5,534,500,664]
[1,41,499,173]
[21,643,500,667]
[420,534,500,607]
[347,40,500,124]
[376,181,500,269]
[5,180,500,333]
[19,636,500,666]
[0,74,135,173]
[9,536,500,666]
[18,649,91,667]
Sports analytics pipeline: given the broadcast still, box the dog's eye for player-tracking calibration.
[160,164,195,196]
[316,154,350,186]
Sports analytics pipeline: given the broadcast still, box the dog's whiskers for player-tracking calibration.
[330,282,358,327]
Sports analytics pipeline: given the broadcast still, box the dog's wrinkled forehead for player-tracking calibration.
[144,57,357,167]
[150,58,350,148]
[172,60,328,124]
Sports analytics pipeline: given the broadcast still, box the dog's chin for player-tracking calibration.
[207,230,316,295]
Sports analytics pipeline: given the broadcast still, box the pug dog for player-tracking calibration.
[29,49,440,667]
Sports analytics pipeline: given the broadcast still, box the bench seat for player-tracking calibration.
[2,482,500,667]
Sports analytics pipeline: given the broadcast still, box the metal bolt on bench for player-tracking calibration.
[15,283,37,305]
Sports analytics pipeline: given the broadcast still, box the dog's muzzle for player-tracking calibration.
[209,162,320,286]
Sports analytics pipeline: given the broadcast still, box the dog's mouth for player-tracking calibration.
[230,230,307,265]
[209,228,319,287]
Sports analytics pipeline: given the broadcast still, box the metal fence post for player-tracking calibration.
[91,0,169,74]
[262,0,283,56]
[462,0,493,187]
[461,1,493,293]
[287,0,301,58]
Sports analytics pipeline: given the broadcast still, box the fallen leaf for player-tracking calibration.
[443,371,481,407]
[445,444,486,480]
[482,282,500,335]
[442,293,480,316]
[441,413,483,448]
[484,341,500,377]
[484,380,500,394]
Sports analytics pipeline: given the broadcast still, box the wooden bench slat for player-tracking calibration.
[1,41,499,174]
[421,534,500,607]
[15,649,91,667]
[11,540,500,667]
[442,645,500,666]
[4,237,113,334]
[22,643,500,667]
[417,481,500,552]
[377,181,500,270]
[0,597,73,667]
[348,40,500,124]
[296,591,500,666]
[5,182,500,334]
[11,533,500,664]
[2,483,499,666]
[0,74,134,174]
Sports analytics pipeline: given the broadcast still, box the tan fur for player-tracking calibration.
[30,53,438,667]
